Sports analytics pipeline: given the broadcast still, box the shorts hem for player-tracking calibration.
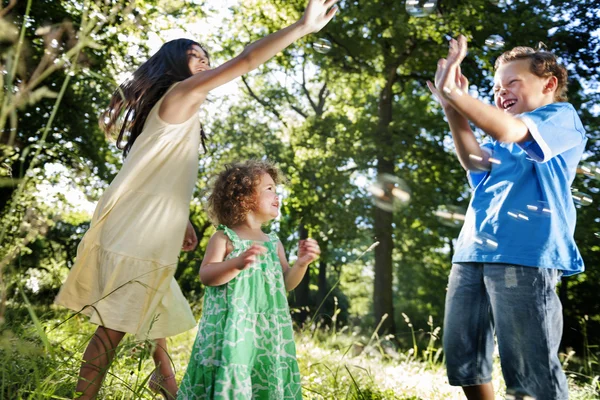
[448,376,492,387]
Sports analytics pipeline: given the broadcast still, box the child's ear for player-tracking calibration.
[544,76,558,95]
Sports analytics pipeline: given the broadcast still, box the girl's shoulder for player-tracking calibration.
[216,224,243,245]
[216,224,279,246]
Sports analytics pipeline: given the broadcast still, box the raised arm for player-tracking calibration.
[199,231,266,286]
[434,36,530,145]
[161,0,339,123]
[428,63,491,172]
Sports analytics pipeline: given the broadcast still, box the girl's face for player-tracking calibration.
[187,45,210,75]
[254,173,280,222]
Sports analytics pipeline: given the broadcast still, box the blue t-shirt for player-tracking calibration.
[452,102,587,275]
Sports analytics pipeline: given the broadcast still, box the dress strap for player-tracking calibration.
[217,224,240,244]
[267,231,279,245]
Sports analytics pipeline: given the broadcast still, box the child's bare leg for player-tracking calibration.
[463,383,495,400]
[75,326,126,399]
[152,338,178,399]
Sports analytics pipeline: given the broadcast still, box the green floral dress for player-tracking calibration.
[178,225,302,399]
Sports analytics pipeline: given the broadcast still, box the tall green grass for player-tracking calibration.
[3,300,599,399]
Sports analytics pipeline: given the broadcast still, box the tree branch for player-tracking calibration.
[240,76,288,128]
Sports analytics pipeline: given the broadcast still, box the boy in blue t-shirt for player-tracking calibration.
[427,36,586,400]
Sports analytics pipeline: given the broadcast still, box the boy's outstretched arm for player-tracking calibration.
[428,64,491,172]
[435,36,531,144]
[278,239,320,291]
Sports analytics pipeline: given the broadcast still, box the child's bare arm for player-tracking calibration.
[161,0,339,123]
[428,63,490,172]
[278,239,320,291]
[435,36,531,144]
[200,232,266,286]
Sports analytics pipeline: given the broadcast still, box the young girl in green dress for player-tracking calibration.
[55,1,337,398]
[178,160,320,399]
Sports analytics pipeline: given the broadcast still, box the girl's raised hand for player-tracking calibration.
[296,238,321,266]
[236,243,267,270]
[300,0,339,33]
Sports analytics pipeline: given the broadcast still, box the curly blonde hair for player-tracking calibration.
[495,45,568,102]
[207,160,284,227]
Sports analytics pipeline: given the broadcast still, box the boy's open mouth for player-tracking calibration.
[502,99,517,111]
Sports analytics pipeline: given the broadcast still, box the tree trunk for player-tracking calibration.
[373,66,397,335]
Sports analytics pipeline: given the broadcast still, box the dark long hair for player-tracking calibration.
[100,39,209,156]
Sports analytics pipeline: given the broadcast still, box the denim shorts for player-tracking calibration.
[443,262,568,400]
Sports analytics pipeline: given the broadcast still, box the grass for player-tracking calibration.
[1,303,599,399]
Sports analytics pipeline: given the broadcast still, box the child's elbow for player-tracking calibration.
[239,50,258,73]
[198,271,211,286]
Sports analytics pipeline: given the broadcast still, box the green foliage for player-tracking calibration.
[0,0,599,396]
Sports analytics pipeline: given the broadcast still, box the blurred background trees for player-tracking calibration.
[1,0,599,372]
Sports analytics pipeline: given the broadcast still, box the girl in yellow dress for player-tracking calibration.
[54,1,339,398]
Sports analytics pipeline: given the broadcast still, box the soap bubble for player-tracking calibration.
[368,173,411,212]
[507,209,530,222]
[525,201,552,217]
[489,0,507,6]
[572,190,593,206]
[484,34,505,50]
[313,38,332,54]
[473,232,499,251]
[405,0,437,17]
[509,200,552,220]
[433,205,466,228]
[578,162,600,180]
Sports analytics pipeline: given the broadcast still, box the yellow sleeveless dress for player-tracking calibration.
[55,87,198,339]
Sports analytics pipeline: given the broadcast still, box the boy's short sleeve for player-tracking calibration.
[467,143,493,188]
[517,103,586,163]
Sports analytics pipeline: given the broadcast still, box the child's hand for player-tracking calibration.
[182,220,198,251]
[428,62,469,110]
[433,35,469,100]
[300,0,339,33]
[236,243,267,270]
[296,238,321,266]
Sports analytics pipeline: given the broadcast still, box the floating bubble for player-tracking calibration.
[433,205,466,228]
[526,200,552,217]
[508,201,552,221]
[578,162,600,180]
[313,38,332,54]
[507,209,530,221]
[473,232,499,251]
[484,34,505,50]
[405,0,437,17]
[368,173,411,212]
[489,0,507,6]
[572,190,593,206]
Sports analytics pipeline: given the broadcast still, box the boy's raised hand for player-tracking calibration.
[434,35,469,100]
[296,238,321,266]
[237,243,267,270]
[300,0,339,33]
[428,61,469,109]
